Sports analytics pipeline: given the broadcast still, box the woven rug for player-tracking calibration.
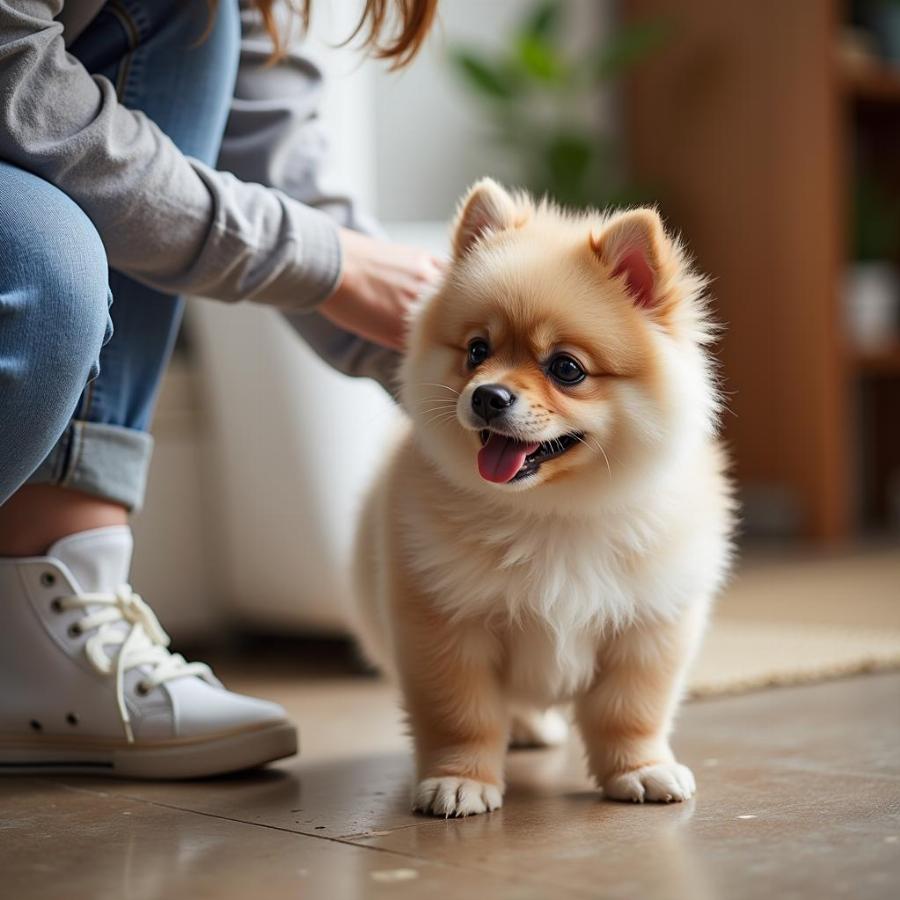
[687,545,900,698]
[688,618,900,697]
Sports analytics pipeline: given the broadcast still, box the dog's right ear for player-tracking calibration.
[452,178,527,259]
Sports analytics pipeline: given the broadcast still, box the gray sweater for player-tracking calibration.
[0,0,342,311]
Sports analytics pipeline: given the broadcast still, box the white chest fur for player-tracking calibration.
[398,474,728,707]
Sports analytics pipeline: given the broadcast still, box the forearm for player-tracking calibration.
[0,0,340,309]
[219,0,402,388]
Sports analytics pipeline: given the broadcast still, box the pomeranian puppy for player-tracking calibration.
[354,178,734,817]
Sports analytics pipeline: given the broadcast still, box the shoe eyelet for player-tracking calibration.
[66,712,79,726]
[50,598,64,614]
[40,572,56,587]
[67,623,82,638]
[30,719,43,732]
[136,682,151,697]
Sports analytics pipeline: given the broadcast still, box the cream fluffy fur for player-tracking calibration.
[353,179,735,817]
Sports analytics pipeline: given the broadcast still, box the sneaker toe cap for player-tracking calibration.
[166,677,290,738]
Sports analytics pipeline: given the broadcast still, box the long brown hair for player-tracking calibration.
[210,1,439,68]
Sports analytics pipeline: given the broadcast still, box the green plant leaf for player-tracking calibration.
[544,132,594,202]
[522,0,562,40]
[594,18,673,80]
[515,33,565,82]
[446,3,672,210]
[449,49,520,99]
[547,133,593,173]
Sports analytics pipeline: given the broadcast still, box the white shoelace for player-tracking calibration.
[57,585,212,742]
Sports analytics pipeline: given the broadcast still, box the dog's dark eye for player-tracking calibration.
[467,338,490,368]
[548,354,586,385]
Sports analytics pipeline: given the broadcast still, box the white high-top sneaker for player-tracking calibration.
[0,526,297,778]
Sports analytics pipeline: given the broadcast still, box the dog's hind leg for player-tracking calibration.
[509,705,569,749]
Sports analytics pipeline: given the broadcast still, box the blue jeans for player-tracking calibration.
[0,0,240,509]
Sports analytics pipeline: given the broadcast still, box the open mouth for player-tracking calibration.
[477,430,583,484]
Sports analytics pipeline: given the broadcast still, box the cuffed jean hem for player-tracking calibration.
[26,422,154,512]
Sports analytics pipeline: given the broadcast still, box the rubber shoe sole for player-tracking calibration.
[0,720,298,779]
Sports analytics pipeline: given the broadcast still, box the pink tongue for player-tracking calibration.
[477,434,540,484]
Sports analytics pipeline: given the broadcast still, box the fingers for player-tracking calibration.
[375,313,408,351]
[322,232,448,350]
[424,255,447,286]
[409,254,447,303]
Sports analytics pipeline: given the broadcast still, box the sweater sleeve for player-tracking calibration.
[0,0,341,310]
[216,0,401,392]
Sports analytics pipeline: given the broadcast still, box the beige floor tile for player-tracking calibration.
[354,673,900,900]
[3,673,896,899]
[0,777,558,900]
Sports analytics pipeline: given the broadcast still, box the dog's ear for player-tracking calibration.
[590,209,669,310]
[452,178,527,259]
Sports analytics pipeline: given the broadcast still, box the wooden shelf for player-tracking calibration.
[842,63,900,103]
[623,1,900,539]
[852,342,900,375]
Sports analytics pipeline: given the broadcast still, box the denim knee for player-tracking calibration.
[3,197,111,393]
[0,165,112,499]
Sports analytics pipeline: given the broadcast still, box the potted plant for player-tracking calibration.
[447,0,671,210]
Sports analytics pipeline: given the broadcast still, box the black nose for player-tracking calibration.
[471,383,516,423]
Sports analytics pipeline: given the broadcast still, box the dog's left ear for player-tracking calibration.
[452,178,529,259]
[590,209,669,310]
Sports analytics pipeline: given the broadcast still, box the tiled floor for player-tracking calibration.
[2,669,899,899]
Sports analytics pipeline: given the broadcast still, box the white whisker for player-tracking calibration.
[417,399,458,411]
[422,412,459,427]
[418,382,460,396]
[572,433,612,477]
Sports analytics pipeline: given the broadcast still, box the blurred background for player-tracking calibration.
[130,1,899,686]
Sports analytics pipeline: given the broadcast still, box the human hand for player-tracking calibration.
[319,228,446,351]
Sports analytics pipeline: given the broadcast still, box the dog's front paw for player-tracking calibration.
[413,777,503,817]
[603,762,695,804]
